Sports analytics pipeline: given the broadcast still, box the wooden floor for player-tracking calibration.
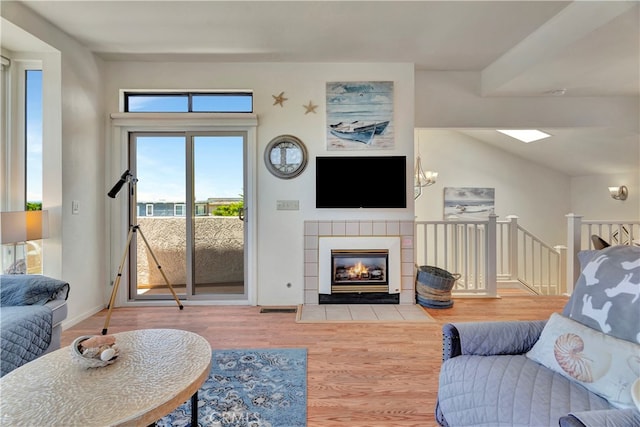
[61,295,569,427]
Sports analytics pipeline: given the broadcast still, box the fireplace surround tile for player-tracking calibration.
[304,262,318,277]
[304,290,318,304]
[402,248,414,261]
[401,261,414,277]
[318,221,332,235]
[386,221,400,235]
[372,221,387,235]
[332,221,346,236]
[304,275,318,290]
[304,221,318,236]
[401,275,414,290]
[304,220,416,305]
[345,221,360,235]
[400,221,414,235]
[304,249,317,263]
[358,221,373,235]
[304,235,318,250]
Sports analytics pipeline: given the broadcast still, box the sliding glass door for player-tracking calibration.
[192,134,245,295]
[129,132,246,300]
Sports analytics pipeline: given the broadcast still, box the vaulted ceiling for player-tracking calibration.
[4,0,639,176]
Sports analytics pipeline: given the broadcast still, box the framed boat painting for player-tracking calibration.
[326,81,394,150]
[444,187,495,220]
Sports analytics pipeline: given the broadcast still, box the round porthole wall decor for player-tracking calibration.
[264,134,308,179]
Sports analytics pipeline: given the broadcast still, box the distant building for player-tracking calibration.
[137,197,242,217]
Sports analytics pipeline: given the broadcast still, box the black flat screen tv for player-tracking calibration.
[316,156,407,208]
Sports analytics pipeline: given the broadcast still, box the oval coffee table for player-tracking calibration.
[0,328,211,426]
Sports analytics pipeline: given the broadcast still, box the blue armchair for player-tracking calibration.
[435,245,640,427]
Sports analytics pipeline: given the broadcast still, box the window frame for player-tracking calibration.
[123,90,254,113]
[174,203,185,217]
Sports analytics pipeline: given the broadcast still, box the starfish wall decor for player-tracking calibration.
[303,101,318,114]
[272,91,288,107]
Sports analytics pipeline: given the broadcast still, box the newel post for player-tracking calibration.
[566,213,583,294]
[506,215,519,281]
[486,214,498,297]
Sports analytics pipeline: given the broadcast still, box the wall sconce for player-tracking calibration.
[608,185,628,201]
[0,210,49,273]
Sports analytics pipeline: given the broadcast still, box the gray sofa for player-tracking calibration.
[0,274,69,376]
[436,245,640,427]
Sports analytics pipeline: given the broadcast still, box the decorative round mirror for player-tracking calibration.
[264,134,308,179]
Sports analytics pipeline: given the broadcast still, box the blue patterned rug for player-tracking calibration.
[157,348,307,427]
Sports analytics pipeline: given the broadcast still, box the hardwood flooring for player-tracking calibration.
[61,295,569,427]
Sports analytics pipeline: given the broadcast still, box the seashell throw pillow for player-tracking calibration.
[527,312,640,409]
[562,245,640,344]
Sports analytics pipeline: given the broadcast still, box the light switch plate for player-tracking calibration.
[276,200,299,210]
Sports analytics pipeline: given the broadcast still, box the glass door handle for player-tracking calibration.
[239,208,245,222]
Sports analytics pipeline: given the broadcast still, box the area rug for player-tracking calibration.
[157,348,307,427]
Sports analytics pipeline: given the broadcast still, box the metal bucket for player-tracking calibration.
[415,265,460,308]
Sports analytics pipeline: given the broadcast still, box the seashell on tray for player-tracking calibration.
[70,335,119,368]
[554,333,611,382]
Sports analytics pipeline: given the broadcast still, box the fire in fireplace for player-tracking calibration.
[331,249,389,293]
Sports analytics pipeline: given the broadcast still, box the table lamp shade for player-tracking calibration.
[0,210,49,244]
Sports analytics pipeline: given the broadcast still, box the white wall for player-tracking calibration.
[414,129,570,245]
[2,3,107,327]
[104,61,414,306]
[571,172,640,221]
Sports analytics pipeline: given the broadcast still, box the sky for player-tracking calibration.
[135,135,243,202]
[26,70,43,203]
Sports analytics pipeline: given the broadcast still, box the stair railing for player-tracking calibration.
[497,216,566,295]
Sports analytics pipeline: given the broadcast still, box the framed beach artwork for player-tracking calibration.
[326,81,394,150]
[444,187,495,220]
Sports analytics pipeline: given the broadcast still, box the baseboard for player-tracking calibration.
[61,304,104,330]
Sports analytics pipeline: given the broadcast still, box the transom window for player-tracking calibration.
[124,91,253,113]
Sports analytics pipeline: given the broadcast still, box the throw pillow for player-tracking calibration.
[526,312,640,410]
[563,245,640,344]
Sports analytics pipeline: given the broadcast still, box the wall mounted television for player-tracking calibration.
[316,156,407,208]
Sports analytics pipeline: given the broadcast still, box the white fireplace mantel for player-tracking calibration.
[318,236,401,295]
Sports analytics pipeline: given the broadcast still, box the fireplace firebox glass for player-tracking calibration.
[331,249,388,292]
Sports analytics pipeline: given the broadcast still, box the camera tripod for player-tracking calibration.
[102,224,183,335]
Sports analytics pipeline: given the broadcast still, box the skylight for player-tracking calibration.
[497,129,551,143]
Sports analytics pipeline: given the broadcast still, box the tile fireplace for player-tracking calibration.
[304,220,415,305]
